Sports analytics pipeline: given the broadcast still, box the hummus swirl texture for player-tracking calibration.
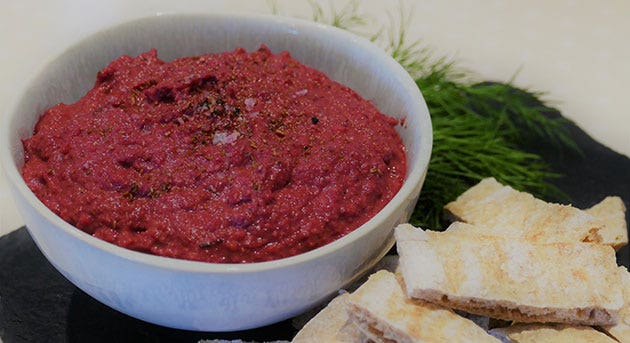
[22,46,406,263]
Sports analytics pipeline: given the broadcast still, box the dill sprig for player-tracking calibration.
[416,114,565,228]
[305,0,380,40]
[308,0,365,30]
[417,62,579,152]
[382,5,434,78]
[276,1,578,229]
[410,54,576,228]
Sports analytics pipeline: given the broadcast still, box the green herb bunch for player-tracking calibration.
[277,1,577,229]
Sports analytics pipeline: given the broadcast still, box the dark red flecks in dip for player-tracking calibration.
[21,46,406,263]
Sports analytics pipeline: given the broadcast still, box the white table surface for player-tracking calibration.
[1,0,629,237]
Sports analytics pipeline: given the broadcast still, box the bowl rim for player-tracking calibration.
[0,12,432,274]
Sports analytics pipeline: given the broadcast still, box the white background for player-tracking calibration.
[1,0,629,237]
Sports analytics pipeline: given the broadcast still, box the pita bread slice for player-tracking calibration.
[489,323,617,343]
[346,270,500,343]
[601,267,630,343]
[292,293,365,343]
[395,224,623,326]
[443,177,602,243]
[199,340,289,343]
[586,196,628,250]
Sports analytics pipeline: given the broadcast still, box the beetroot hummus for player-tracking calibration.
[21,46,406,263]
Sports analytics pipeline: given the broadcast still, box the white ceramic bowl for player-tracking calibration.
[1,13,432,331]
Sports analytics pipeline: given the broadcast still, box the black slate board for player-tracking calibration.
[1,115,629,343]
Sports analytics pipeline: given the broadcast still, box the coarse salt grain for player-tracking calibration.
[213,131,239,145]
[244,97,256,111]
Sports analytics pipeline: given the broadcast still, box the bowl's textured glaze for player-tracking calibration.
[1,13,432,331]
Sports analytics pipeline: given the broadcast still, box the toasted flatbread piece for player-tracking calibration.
[292,293,364,343]
[489,323,617,343]
[346,270,500,343]
[586,196,628,250]
[395,224,623,326]
[602,267,630,343]
[443,177,602,243]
